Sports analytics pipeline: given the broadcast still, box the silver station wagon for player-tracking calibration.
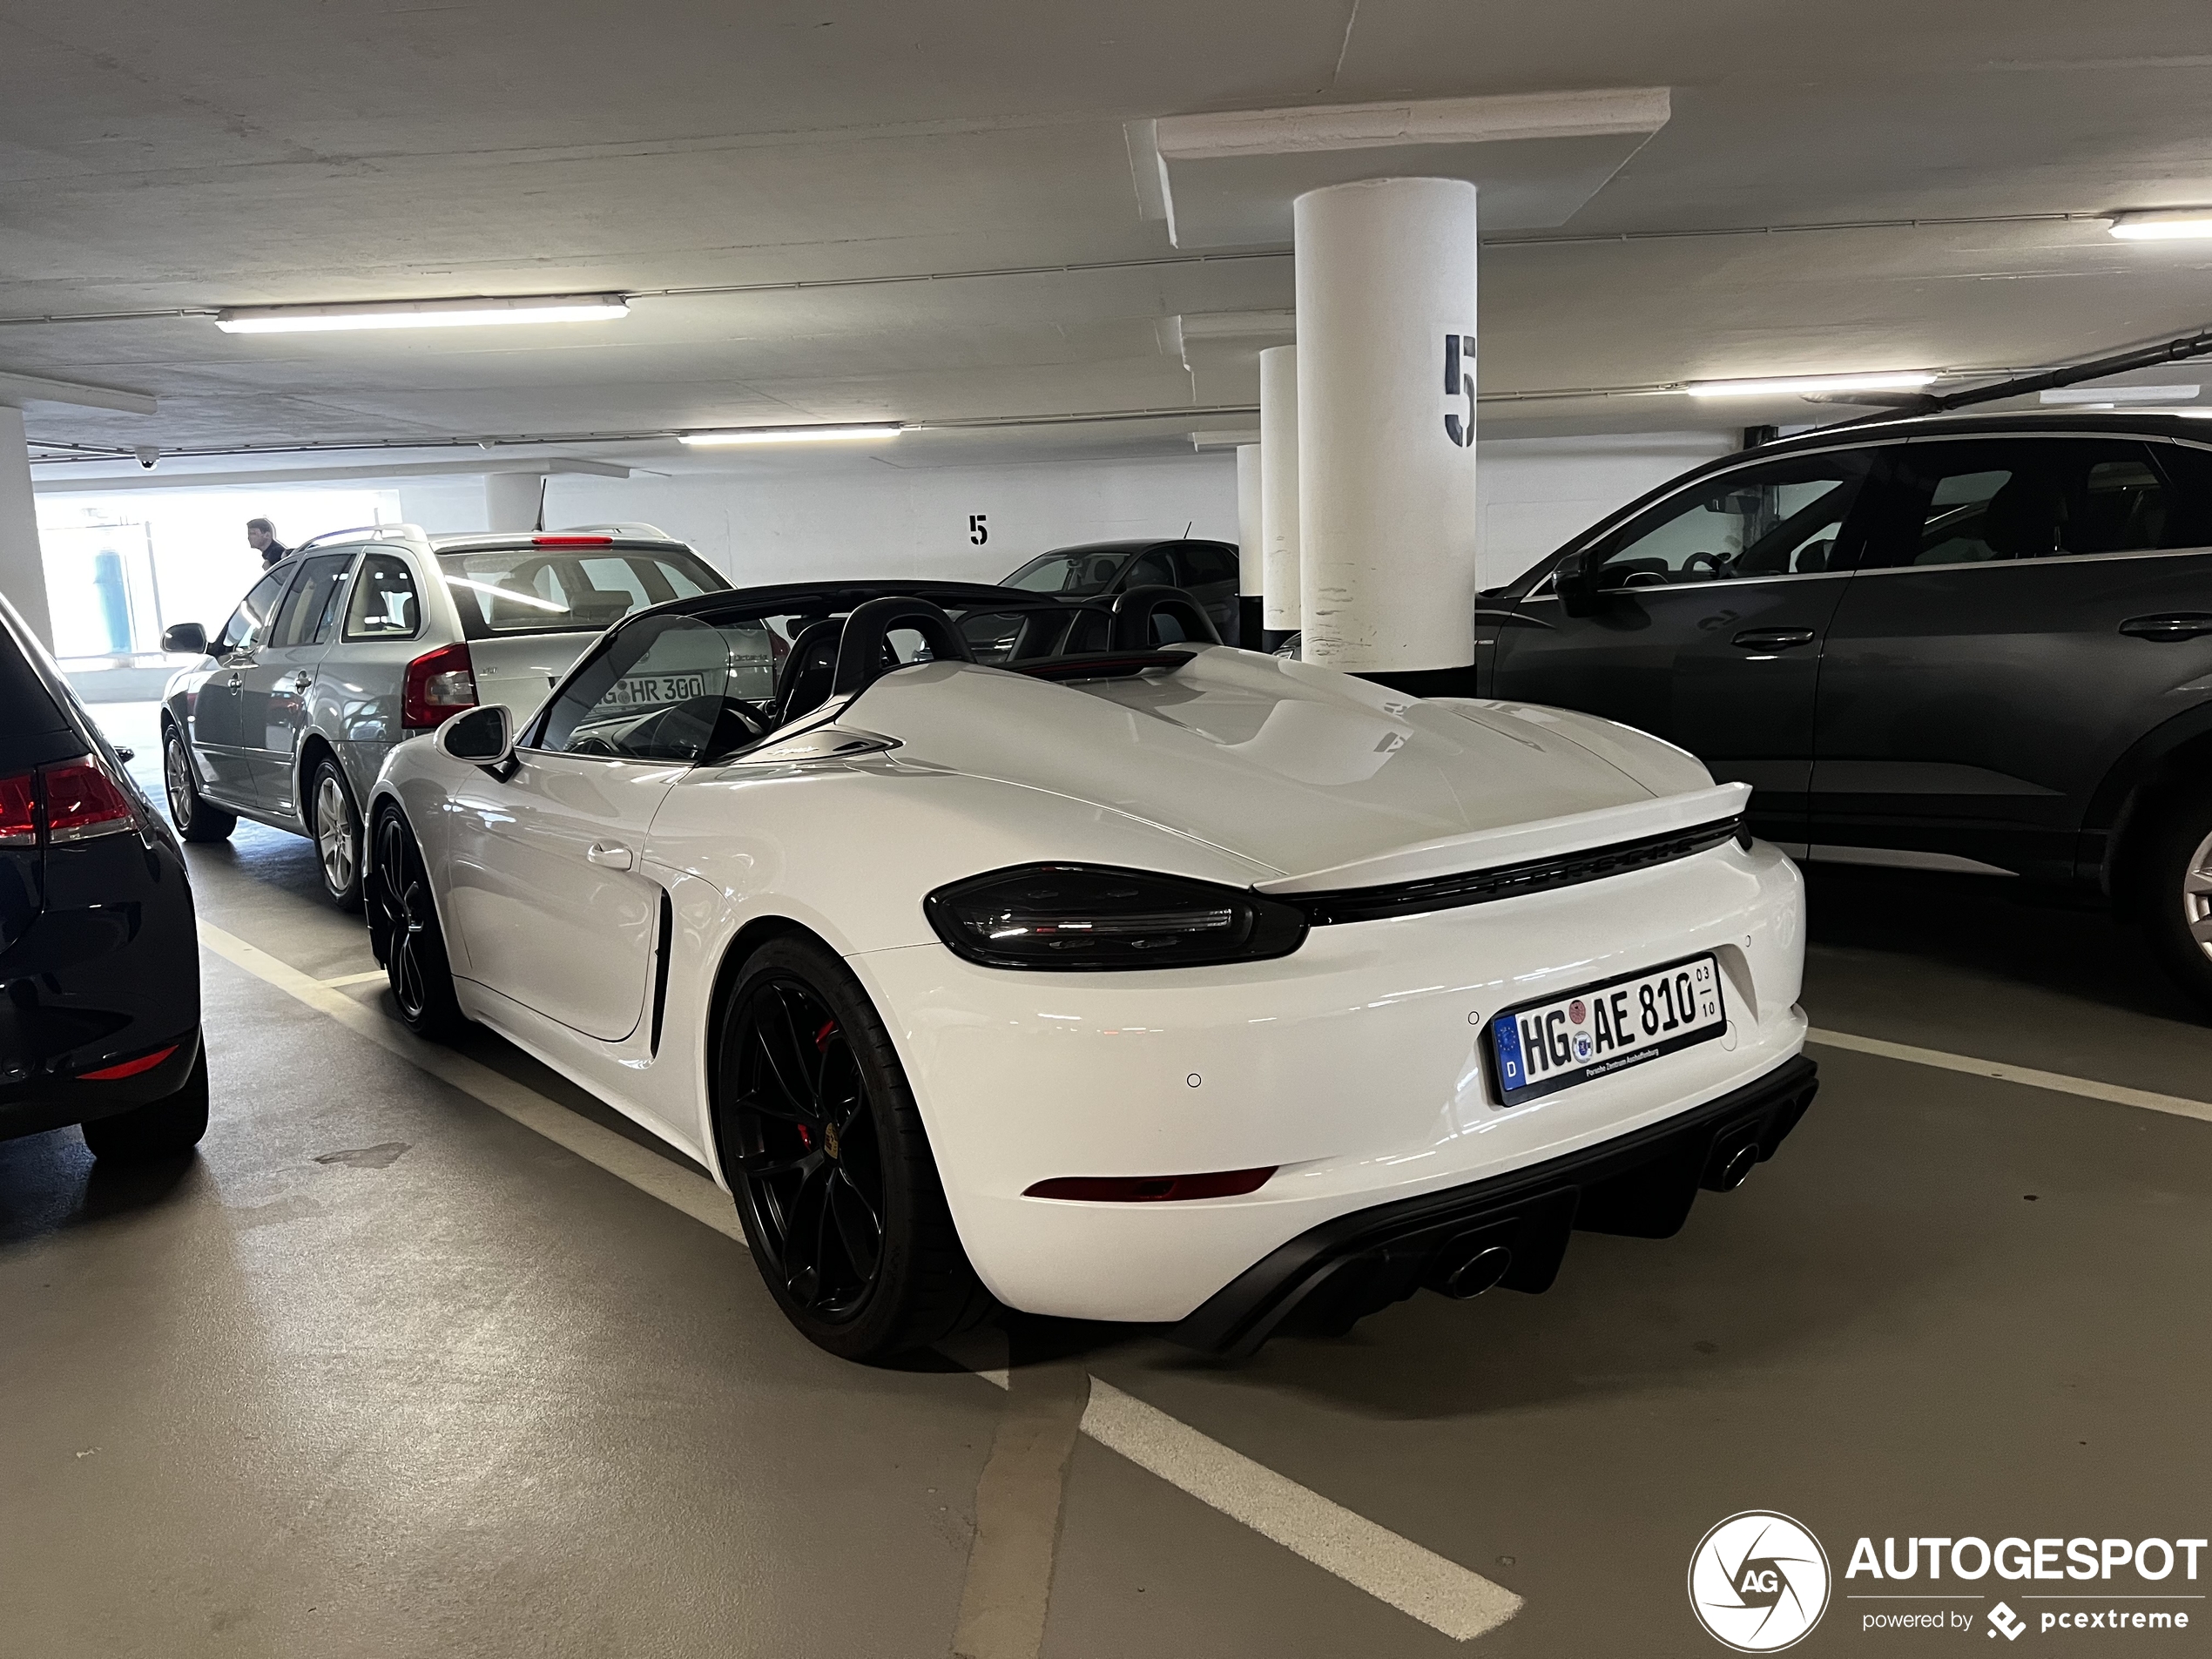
[158,523,730,909]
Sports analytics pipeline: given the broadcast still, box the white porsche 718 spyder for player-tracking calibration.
[364,580,1817,1362]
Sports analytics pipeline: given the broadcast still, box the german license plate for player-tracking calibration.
[1489,952,1724,1105]
[607,672,710,710]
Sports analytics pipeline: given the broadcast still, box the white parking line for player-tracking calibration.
[318,968,392,988]
[1806,1028,2212,1126]
[198,918,1527,1644]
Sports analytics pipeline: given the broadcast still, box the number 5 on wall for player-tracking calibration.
[968,513,988,545]
[1443,334,1475,448]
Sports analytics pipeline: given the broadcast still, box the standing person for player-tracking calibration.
[246,517,289,570]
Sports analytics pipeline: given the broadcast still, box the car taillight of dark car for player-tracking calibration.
[0,757,138,847]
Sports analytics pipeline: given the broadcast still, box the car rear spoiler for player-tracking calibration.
[1254,781,1752,894]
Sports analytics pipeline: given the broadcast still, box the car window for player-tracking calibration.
[268,554,356,648]
[1001,551,1130,595]
[536,615,742,762]
[1179,544,1238,585]
[343,553,421,640]
[212,570,294,657]
[1125,550,1174,588]
[1589,454,1871,588]
[439,546,727,637]
[1870,438,2188,567]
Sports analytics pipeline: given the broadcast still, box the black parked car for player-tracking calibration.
[1479,409,2212,1010]
[1001,538,1244,644]
[1,594,206,1159]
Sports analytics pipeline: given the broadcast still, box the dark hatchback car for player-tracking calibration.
[2,594,206,1160]
[1478,410,2212,1010]
[1001,538,1244,644]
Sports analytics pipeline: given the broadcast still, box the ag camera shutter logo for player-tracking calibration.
[1689,1511,1832,1651]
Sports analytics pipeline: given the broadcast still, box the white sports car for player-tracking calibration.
[365,580,1816,1361]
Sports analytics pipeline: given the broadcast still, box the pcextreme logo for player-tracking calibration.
[1689,1511,1834,1652]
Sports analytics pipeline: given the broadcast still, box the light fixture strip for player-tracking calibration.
[2107,210,2212,242]
[678,423,904,447]
[215,294,630,334]
[1685,371,1935,399]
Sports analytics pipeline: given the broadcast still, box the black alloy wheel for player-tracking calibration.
[163,725,236,843]
[728,974,887,1319]
[369,811,466,1039]
[716,934,989,1361]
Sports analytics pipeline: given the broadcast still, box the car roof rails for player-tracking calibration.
[293,523,430,554]
[1821,320,2212,432]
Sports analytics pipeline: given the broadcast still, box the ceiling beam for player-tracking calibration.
[30,456,631,494]
[0,369,158,415]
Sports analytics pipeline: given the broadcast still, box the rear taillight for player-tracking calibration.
[402,642,477,730]
[0,758,138,848]
[44,759,138,843]
[80,1044,178,1081]
[0,771,36,847]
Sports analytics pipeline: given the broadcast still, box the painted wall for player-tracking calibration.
[396,430,1736,595]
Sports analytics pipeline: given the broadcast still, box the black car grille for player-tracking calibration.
[1284,816,1747,926]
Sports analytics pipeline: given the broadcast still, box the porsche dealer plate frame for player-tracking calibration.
[1489,952,1725,1106]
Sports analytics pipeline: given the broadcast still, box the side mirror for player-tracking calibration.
[1555,551,1608,619]
[435,705,514,768]
[162,622,207,656]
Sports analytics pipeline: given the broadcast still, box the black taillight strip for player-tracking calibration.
[1282,816,1747,926]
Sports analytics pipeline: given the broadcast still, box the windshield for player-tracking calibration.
[439,544,729,637]
[1002,550,1130,596]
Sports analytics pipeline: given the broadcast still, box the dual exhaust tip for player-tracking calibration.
[1424,1132,1764,1301]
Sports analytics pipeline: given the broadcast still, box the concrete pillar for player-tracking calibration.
[1234,442,1263,648]
[1293,177,1479,685]
[0,406,53,650]
[483,470,546,533]
[1258,345,1300,637]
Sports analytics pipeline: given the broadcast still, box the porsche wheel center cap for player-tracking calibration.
[823,1123,841,1161]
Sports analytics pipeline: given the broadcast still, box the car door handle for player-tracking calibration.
[585,841,634,871]
[293,671,313,692]
[2119,612,2212,642]
[1730,628,1817,651]
[226,671,242,688]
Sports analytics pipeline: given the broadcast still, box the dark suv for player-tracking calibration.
[1001,538,1244,644]
[1479,410,2212,1010]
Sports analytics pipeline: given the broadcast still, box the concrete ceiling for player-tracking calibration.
[7,0,2212,473]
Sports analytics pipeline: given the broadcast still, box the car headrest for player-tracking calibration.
[772,617,845,725]
[1981,474,2067,558]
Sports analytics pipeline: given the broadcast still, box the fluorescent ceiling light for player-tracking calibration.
[215,295,630,334]
[1686,371,1935,399]
[2107,210,2212,241]
[678,423,903,447]
[2041,384,2200,405]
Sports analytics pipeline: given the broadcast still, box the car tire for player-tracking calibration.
[713,934,993,1362]
[164,725,236,844]
[368,809,469,1041]
[2131,786,2212,1017]
[81,1045,210,1162]
[308,755,365,913]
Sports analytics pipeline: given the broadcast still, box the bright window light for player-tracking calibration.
[678,423,904,447]
[443,576,568,612]
[1686,371,1935,399]
[215,295,630,334]
[2107,210,2212,241]
[2040,384,2200,405]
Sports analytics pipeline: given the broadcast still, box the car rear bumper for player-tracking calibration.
[0,1024,203,1139]
[853,835,1809,1322]
[1170,1053,1817,1355]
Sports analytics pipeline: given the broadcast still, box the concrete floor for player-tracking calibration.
[4,704,2208,1658]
